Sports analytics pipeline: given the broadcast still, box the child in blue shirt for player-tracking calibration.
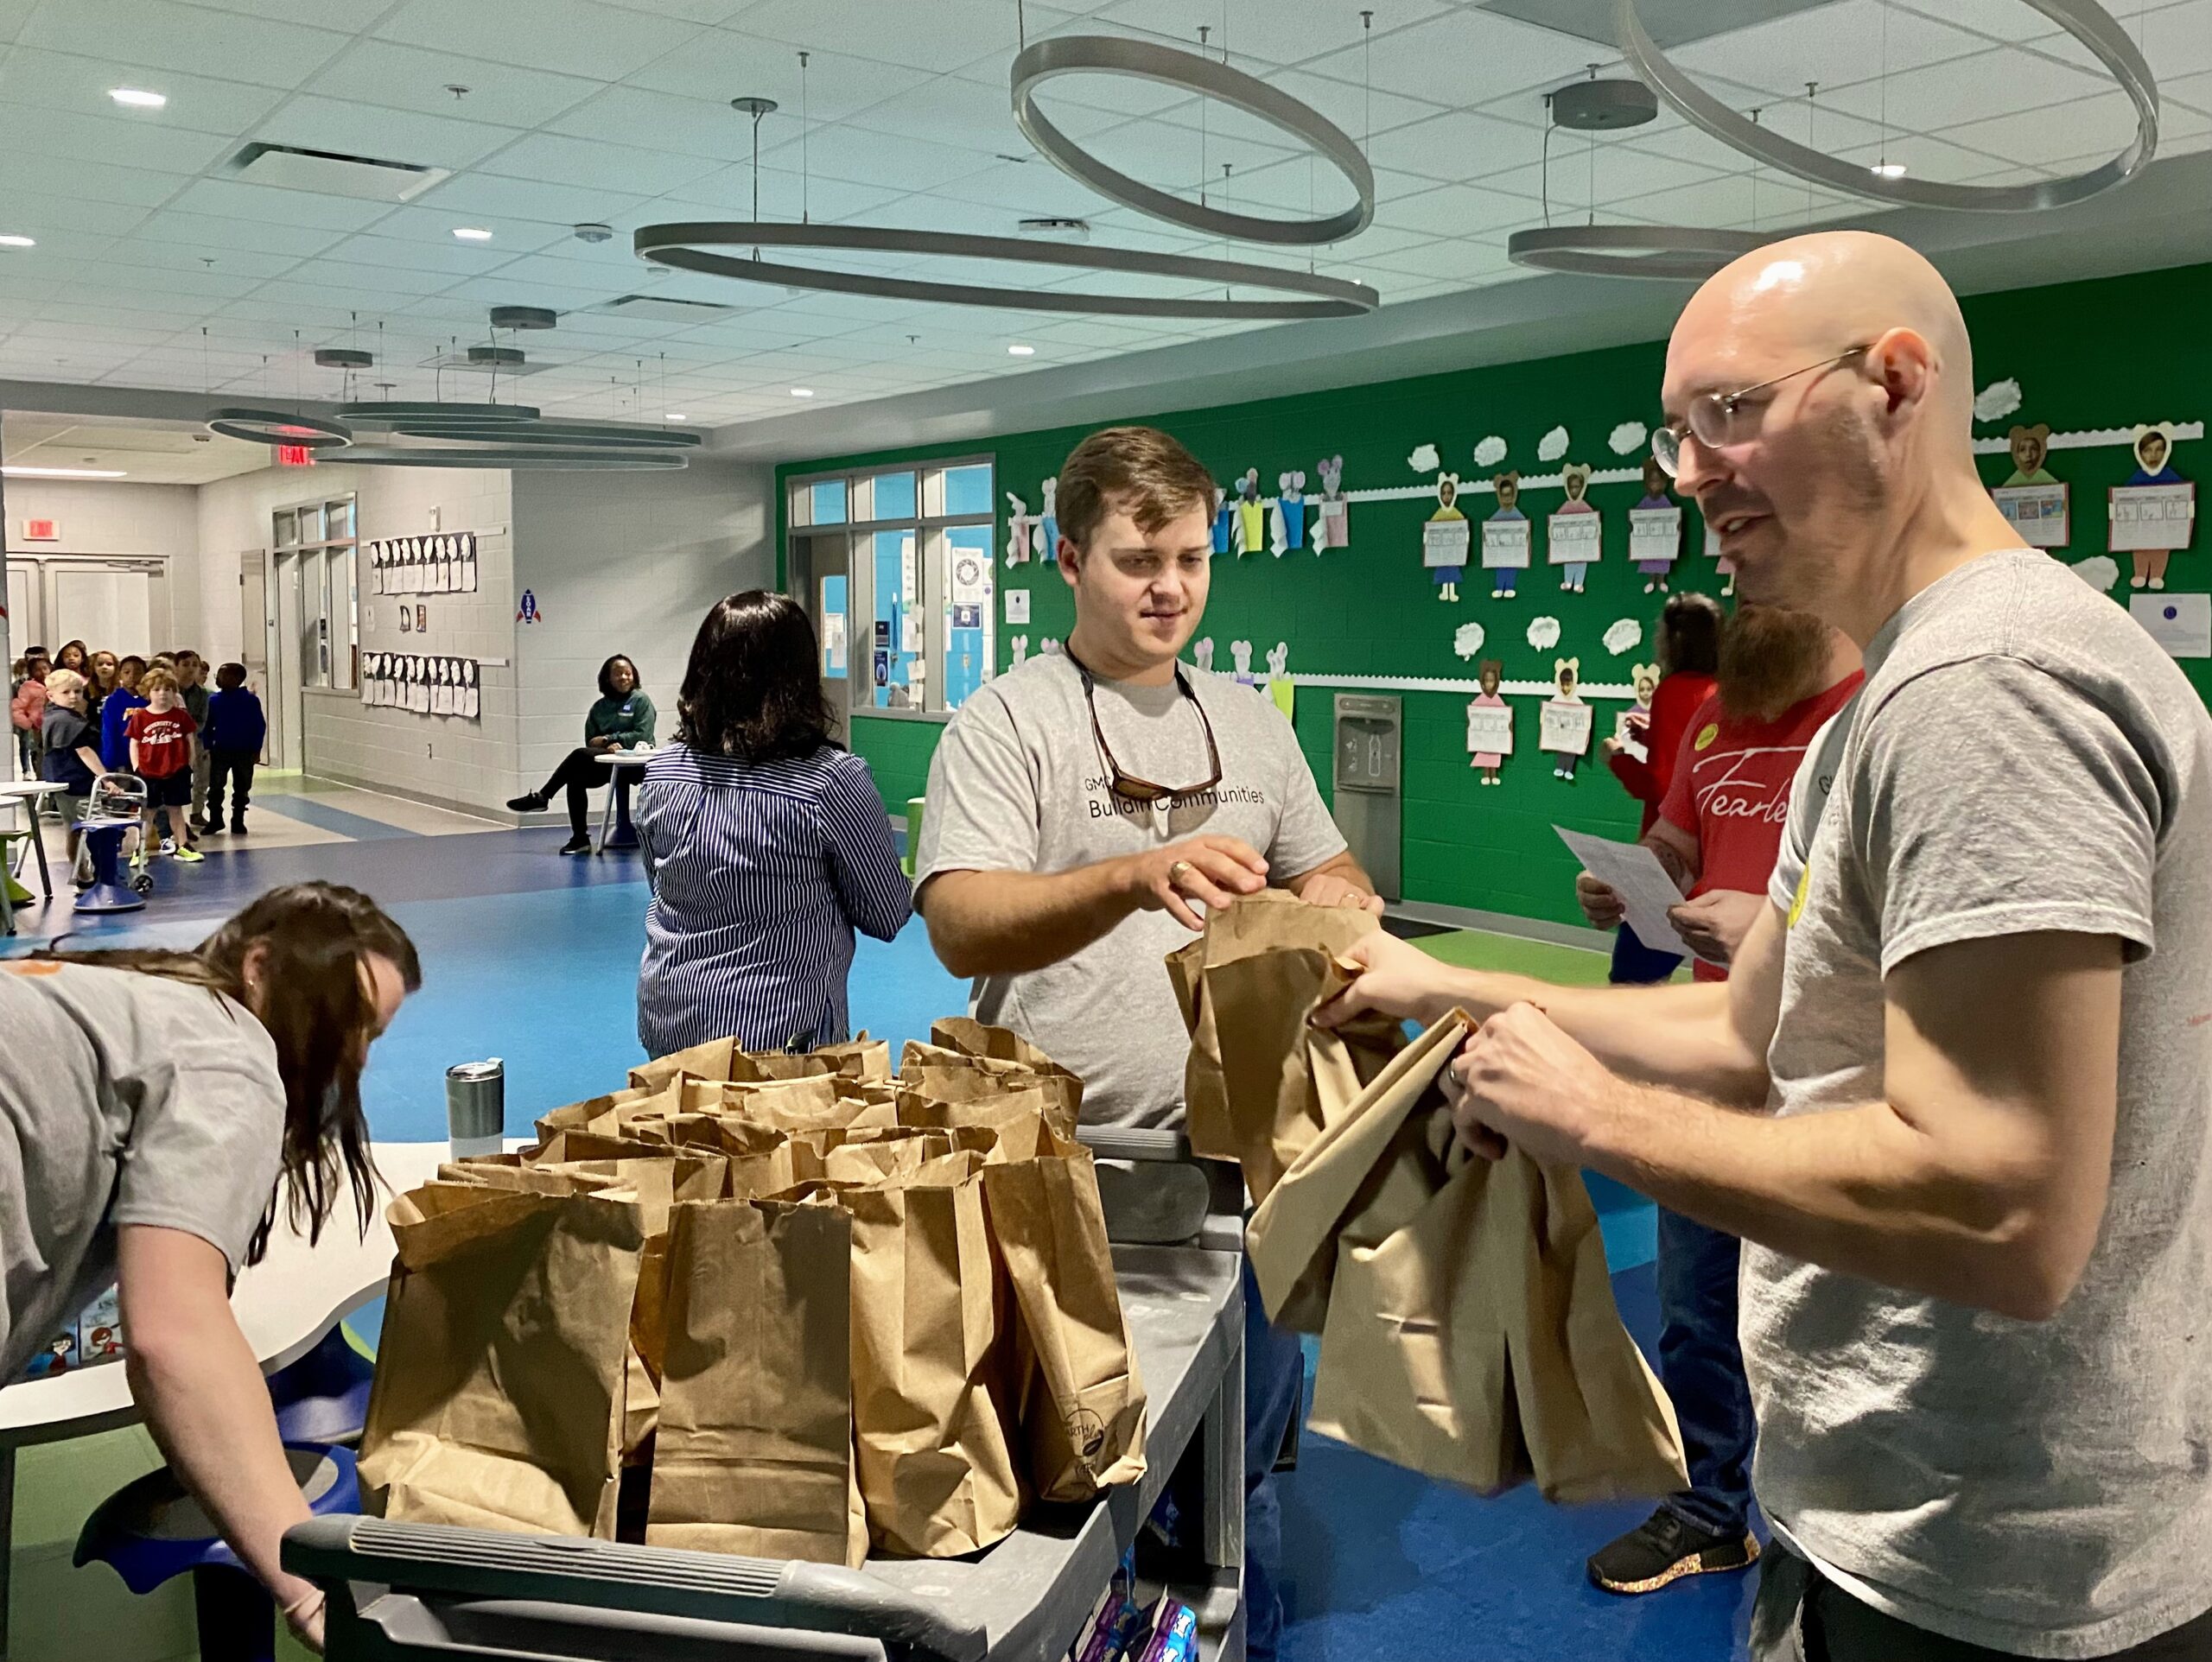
[202,663,266,834]
[98,657,147,771]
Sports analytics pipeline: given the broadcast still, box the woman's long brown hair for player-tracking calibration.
[47,883,422,1263]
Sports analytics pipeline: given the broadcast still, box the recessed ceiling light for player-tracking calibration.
[1871,162,1908,179]
[0,234,34,249]
[664,413,687,422]
[1007,343,1036,356]
[790,387,816,398]
[451,226,494,242]
[108,87,167,109]
[3,465,127,479]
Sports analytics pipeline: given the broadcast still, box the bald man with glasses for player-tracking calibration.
[916,424,1376,1662]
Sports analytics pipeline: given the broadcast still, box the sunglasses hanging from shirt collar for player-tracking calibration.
[1064,646,1223,805]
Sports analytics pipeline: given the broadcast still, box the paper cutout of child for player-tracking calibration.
[1634,456,1680,593]
[2003,423,2058,486]
[1555,461,1598,594]
[1546,657,1588,783]
[1468,658,1508,785]
[2125,425,2190,591]
[1488,472,1527,599]
[1427,473,1469,603]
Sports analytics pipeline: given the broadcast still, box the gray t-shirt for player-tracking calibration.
[1755,549,2212,1657]
[0,961,285,1380]
[915,650,1347,1128]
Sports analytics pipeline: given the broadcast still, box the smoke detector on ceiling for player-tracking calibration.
[573,223,614,244]
[489,306,558,331]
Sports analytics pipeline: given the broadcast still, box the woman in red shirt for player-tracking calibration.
[1599,592,1720,984]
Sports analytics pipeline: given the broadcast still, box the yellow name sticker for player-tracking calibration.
[1788,860,1813,929]
[1694,723,1719,752]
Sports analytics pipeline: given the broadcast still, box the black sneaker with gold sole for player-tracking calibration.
[1587,1508,1759,1595]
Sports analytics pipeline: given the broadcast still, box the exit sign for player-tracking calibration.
[274,443,316,467]
[20,518,58,542]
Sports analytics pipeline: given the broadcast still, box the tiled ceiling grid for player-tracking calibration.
[0,0,2204,427]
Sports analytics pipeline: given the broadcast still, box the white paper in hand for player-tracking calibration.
[1554,826,1691,960]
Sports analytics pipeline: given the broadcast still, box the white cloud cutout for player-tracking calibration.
[1603,618,1643,656]
[1472,435,1508,468]
[1453,620,1486,659]
[1974,378,2023,423]
[2071,555,2120,593]
[1537,426,1569,463]
[1527,615,1562,650]
[1408,442,1440,473]
[1608,421,1648,456]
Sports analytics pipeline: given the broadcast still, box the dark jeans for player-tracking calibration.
[1243,1259,1305,1662]
[1610,921,1684,986]
[540,747,634,838]
[1657,1206,1758,1537]
[1753,1541,2212,1660]
[207,749,257,823]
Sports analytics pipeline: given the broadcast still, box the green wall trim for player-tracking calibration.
[811,260,2212,931]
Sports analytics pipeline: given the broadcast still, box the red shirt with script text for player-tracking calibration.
[1659,672,1863,981]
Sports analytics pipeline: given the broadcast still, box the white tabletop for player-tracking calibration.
[601,746,659,768]
[0,1139,448,1447]
[0,781,65,798]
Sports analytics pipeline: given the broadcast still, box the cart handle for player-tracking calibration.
[284,1516,987,1662]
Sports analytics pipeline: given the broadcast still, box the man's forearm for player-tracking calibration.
[920,861,1137,977]
[1586,1082,2066,1319]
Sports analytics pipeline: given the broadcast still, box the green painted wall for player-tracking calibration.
[785,260,2212,931]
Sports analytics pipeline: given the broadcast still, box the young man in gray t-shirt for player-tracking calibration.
[915,424,1378,1662]
[1321,234,2212,1659]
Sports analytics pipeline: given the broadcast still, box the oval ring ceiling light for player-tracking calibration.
[338,447,690,471]
[337,401,539,427]
[1615,0,2159,213]
[1506,223,1772,280]
[1010,34,1376,245]
[632,221,1378,320]
[205,407,353,447]
[386,421,705,448]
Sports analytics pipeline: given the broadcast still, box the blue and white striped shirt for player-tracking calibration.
[634,744,912,1059]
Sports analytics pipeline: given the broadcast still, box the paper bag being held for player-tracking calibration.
[647,1199,867,1567]
[982,1139,1147,1501]
[359,1183,645,1538]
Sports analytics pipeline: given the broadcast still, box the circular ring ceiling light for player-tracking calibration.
[338,401,539,427]
[205,407,353,447]
[1615,0,2159,212]
[1507,224,1772,280]
[1010,35,1376,246]
[387,421,704,448]
[632,221,1377,320]
[338,447,690,471]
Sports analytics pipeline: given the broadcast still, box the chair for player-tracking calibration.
[901,796,925,879]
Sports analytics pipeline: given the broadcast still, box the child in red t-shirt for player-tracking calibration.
[125,668,203,865]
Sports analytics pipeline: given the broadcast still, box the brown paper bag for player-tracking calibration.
[1170,893,1407,1201]
[646,1199,867,1566]
[981,1141,1147,1501]
[1249,1012,1688,1504]
[905,1020,1083,1139]
[846,1172,1025,1556]
[359,1183,645,1537]
[629,1038,742,1092]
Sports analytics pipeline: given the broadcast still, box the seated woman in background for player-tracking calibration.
[505,653,656,856]
[636,591,911,1057]
[1,882,420,1652]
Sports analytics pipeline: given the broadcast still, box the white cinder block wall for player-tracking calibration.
[2,477,203,652]
[508,457,774,802]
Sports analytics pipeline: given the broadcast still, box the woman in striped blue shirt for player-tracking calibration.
[635,591,912,1057]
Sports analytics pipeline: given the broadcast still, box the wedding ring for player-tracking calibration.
[1168,860,1193,885]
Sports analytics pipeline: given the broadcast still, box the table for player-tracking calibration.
[0,1141,445,1657]
[0,782,64,933]
[595,746,659,854]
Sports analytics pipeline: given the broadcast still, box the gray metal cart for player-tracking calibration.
[289,1133,1250,1662]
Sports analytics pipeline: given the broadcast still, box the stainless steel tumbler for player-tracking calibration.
[445,1057,505,1160]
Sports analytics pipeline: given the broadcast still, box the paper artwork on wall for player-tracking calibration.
[1452,620,1486,660]
[1609,421,1649,456]
[1039,479,1059,555]
[1211,484,1232,555]
[365,653,480,721]
[1192,637,1216,672]
[1537,426,1570,464]
[1005,588,1030,625]
[1233,469,1267,556]
[1541,658,1592,781]
[1614,662,1659,763]
[397,604,411,634]
[1603,618,1643,657]
[1526,615,1561,650]
[1006,493,1036,566]
[1010,635,1029,666]
[1631,458,1682,592]
[1549,461,1599,593]
[1230,639,1255,684]
[1993,423,2069,549]
[1424,473,1471,602]
[2112,424,2194,591]
[1974,378,2024,423]
[1040,638,1061,657]
[369,530,480,596]
[1408,441,1441,473]
[1272,471,1308,555]
[1466,660,1510,785]
[2131,593,2211,657]
[2071,555,2120,593]
[1313,456,1349,552]
[1484,473,1529,598]
[1472,435,1508,468]
[1264,642,1294,720]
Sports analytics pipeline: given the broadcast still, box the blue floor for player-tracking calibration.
[7,821,1751,1662]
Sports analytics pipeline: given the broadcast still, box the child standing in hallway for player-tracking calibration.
[126,669,203,866]
[203,663,265,835]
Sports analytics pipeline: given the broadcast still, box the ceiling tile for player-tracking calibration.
[370,204,582,255]
[1820,44,2110,131]
[1299,10,1600,113]
[757,120,1002,193]
[16,0,349,86]
[600,0,758,21]
[1482,143,1726,210]
[249,95,524,174]
[922,156,1110,217]
[305,41,603,130]
[101,235,300,281]
[1373,180,1548,238]
[479,131,729,195]
[0,151,184,206]
[626,33,933,123]
[1936,88,2159,171]
[550,85,798,163]
[374,0,702,81]
[847,74,1122,147]
[166,176,404,233]
[719,0,1056,75]
[317,232,524,278]
[1085,0,1451,67]
[1061,111,1295,196]
[659,163,906,225]
[413,173,652,230]
[134,207,349,258]
[0,0,35,42]
[0,46,289,134]
[0,191,152,237]
[1671,0,1993,99]
[0,101,233,172]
